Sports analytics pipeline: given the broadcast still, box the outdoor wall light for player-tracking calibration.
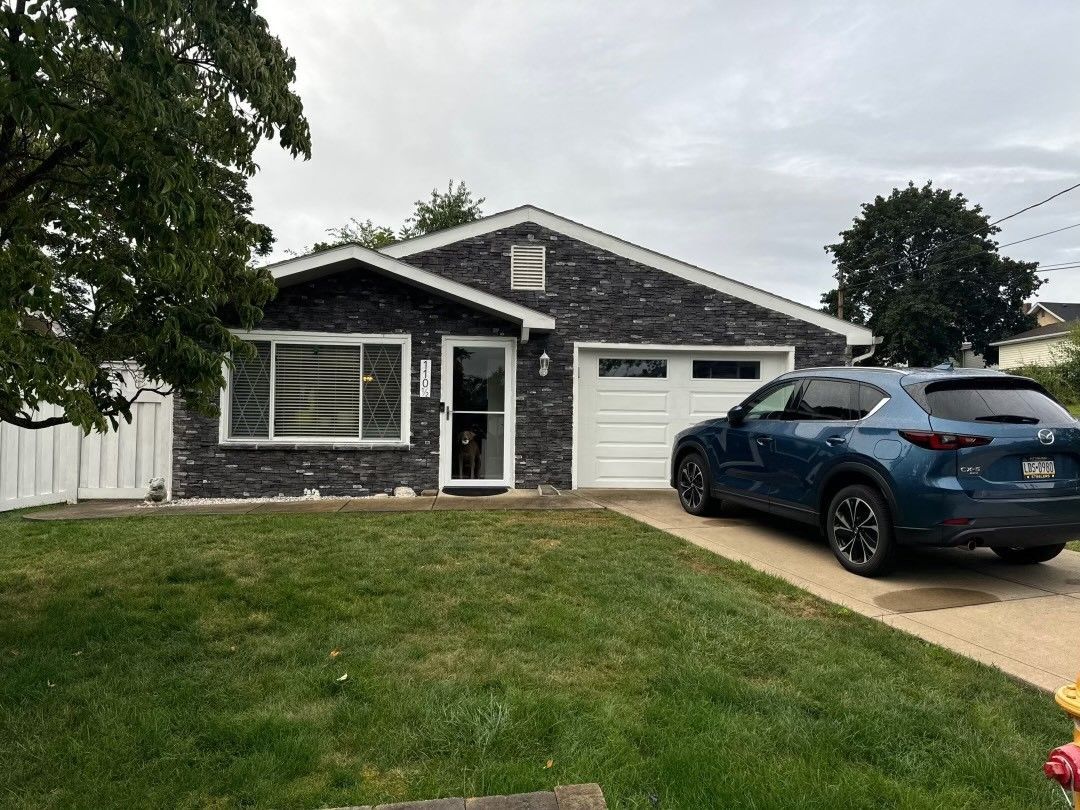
[539,351,551,377]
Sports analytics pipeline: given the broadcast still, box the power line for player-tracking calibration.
[1031,259,1080,269]
[991,181,1080,227]
[998,221,1080,248]
[1037,263,1080,274]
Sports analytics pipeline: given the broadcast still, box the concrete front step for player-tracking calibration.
[330,782,605,810]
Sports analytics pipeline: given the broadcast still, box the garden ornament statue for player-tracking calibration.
[145,477,167,503]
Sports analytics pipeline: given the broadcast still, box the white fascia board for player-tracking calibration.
[382,205,875,346]
[990,332,1066,348]
[268,243,555,333]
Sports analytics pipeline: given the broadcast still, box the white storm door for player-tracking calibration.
[439,337,516,488]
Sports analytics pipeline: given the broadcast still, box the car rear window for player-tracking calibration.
[918,379,1071,424]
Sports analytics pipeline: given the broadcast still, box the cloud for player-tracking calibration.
[250,0,1080,305]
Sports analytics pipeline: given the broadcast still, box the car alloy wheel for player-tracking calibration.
[678,458,705,510]
[831,496,879,565]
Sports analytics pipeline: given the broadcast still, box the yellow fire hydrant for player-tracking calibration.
[1045,673,1080,807]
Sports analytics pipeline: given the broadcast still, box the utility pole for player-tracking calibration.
[836,268,844,321]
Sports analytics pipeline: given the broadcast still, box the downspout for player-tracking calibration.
[849,336,883,366]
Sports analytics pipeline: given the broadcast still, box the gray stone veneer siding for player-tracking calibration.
[171,270,513,499]
[173,223,847,497]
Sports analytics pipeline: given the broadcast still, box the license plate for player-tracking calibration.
[1022,458,1055,479]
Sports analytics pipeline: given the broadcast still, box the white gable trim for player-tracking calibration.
[267,243,555,336]
[1031,302,1066,323]
[382,205,875,346]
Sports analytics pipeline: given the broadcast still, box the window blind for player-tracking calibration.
[273,343,362,438]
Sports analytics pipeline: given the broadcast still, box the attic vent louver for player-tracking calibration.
[510,244,546,291]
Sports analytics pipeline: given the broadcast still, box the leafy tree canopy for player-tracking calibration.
[821,182,1041,366]
[306,180,485,253]
[0,0,310,430]
[400,180,484,240]
[312,218,397,252]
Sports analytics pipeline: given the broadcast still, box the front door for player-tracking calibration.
[706,379,800,506]
[439,337,516,488]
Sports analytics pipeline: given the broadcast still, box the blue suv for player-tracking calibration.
[670,366,1080,576]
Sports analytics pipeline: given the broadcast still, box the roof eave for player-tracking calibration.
[990,332,1067,348]
[269,244,555,334]
[382,205,875,346]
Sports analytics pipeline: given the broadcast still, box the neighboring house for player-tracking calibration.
[172,205,874,497]
[957,342,989,369]
[992,301,1080,369]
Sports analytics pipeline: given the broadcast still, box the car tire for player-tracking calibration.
[991,543,1066,564]
[825,484,897,577]
[675,451,717,516]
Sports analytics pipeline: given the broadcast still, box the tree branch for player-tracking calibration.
[0,138,89,205]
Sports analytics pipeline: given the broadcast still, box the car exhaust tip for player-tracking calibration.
[966,538,981,551]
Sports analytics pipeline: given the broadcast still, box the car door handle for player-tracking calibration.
[825,436,847,446]
[755,436,773,446]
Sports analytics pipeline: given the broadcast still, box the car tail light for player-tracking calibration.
[898,430,992,450]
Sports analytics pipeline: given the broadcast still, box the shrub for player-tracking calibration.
[1009,363,1079,406]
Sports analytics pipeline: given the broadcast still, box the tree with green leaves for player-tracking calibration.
[400,180,484,239]
[307,180,485,253]
[312,218,397,252]
[821,182,1041,366]
[0,1,310,430]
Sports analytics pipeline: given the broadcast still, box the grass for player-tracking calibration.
[0,510,1067,809]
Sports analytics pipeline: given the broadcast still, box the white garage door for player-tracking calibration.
[575,347,792,488]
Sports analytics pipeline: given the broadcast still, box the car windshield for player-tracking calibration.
[919,379,1071,424]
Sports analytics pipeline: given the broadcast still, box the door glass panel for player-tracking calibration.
[451,345,506,481]
[453,347,505,411]
[451,413,505,480]
[856,384,888,419]
[794,379,857,421]
[598,358,667,378]
[745,383,797,421]
[692,359,760,379]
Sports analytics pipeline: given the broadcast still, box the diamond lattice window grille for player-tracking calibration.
[229,341,271,438]
[362,344,403,439]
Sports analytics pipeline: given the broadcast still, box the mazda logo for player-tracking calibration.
[1038,429,1055,445]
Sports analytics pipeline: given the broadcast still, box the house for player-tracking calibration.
[171,205,874,497]
[957,342,989,369]
[991,301,1080,369]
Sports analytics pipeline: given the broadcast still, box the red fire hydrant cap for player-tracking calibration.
[1044,743,1080,788]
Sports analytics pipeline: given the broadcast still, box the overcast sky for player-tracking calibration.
[249,1,1080,308]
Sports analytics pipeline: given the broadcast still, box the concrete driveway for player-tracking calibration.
[581,488,1080,692]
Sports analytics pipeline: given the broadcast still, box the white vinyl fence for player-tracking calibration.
[0,385,172,512]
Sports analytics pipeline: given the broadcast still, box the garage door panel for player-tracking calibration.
[688,391,746,418]
[577,347,793,488]
[596,390,669,413]
[594,423,669,445]
[593,457,669,483]
[592,442,670,458]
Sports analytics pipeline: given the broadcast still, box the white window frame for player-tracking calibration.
[219,330,411,446]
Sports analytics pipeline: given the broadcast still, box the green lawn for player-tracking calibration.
[0,510,1065,809]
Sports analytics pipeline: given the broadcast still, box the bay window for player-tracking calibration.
[222,333,409,444]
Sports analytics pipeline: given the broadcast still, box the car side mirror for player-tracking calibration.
[727,404,748,426]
